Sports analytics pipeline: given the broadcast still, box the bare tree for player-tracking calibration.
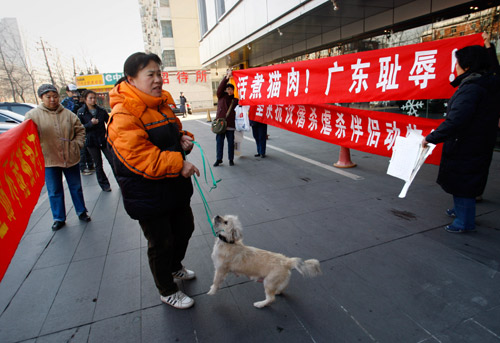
[0,20,37,103]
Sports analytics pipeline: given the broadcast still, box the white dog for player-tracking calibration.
[207,215,322,308]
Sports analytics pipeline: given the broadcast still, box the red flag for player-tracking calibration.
[0,120,45,282]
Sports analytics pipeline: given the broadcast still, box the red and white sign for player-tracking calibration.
[249,103,444,165]
[234,34,483,106]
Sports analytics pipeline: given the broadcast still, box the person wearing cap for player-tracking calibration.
[25,84,92,231]
[62,84,95,176]
[213,70,238,167]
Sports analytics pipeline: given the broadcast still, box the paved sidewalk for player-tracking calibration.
[0,112,499,342]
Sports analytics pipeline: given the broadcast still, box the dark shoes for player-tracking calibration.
[51,221,65,231]
[445,225,476,233]
[254,154,261,157]
[213,160,222,167]
[255,154,266,158]
[229,160,234,166]
[79,212,91,222]
[102,187,112,192]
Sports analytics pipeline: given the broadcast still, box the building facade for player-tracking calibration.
[139,0,213,109]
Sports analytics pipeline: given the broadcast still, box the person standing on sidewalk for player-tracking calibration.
[107,52,200,309]
[422,33,500,233]
[213,70,238,167]
[61,84,95,176]
[179,92,187,118]
[25,84,91,231]
[77,90,113,192]
[250,120,268,158]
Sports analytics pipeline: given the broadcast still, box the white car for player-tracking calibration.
[0,109,25,123]
[0,102,37,116]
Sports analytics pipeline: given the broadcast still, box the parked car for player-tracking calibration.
[0,122,19,134]
[169,102,182,116]
[0,102,37,116]
[0,109,25,123]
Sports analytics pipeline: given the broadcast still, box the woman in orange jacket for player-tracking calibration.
[107,52,200,309]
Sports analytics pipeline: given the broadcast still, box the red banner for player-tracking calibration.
[0,120,45,282]
[234,34,483,106]
[249,104,444,165]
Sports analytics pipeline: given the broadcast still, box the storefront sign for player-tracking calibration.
[103,72,124,86]
[75,74,105,88]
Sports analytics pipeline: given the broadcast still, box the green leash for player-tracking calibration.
[188,141,220,237]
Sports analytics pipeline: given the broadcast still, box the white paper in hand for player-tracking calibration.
[387,131,435,198]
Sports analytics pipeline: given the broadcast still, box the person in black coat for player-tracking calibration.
[423,33,500,233]
[77,90,114,192]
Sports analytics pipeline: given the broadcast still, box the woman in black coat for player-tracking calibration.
[77,90,114,192]
[423,33,500,233]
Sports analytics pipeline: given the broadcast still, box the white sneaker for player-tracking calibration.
[160,291,194,309]
[172,267,196,280]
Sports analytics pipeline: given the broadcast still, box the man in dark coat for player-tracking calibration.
[423,33,500,233]
[213,70,238,167]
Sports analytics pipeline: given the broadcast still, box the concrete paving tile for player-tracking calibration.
[89,312,141,343]
[40,256,105,335]
[72,219,113,261]
[0,264,67,343]
[93,249,141,321]
[36,324,90,343]
[141,303,196,342]
[0,230,52,313]
[33,224,85,270]
[337,234,500,335]
[108,215,141,255]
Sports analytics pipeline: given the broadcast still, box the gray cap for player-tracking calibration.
[37,84,58,98]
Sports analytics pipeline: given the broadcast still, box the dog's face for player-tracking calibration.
[213,215,243,242]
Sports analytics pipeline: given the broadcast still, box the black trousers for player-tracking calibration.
[138,206,195,296]
[87,145,113,190]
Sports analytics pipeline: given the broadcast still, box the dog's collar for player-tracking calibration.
[217,233,235,244]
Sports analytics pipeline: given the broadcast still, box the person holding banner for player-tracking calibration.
[422,33,500,233]
[213,70,238,167]
[107,52,200,309]
[250,120,268,158]
[25,84,91,231]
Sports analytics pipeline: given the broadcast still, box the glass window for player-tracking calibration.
[215,0,225,20]
[159,0,170,7]
[198,0,208,36]
[162,50,177,67]
[161,20,173,38]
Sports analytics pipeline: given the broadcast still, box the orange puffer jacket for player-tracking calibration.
[107,81,195,220]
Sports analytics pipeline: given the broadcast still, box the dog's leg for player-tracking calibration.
[207,268,228,295]
[253,288,276,308]
[253,277,280,308]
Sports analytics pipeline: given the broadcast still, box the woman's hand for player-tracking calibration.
[421,138,429,148]
[91,118,99,125]
[181,161,200,178]
[180,135,194,151]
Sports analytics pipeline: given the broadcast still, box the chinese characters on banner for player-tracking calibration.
[0,120,45,282]
[161,70,209,84]
[233,34,483,105]
[248,103,444,165]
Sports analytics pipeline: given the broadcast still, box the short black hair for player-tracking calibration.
[82,89,96,100]
[115,52,162,85]
[226,83,235,90]
[455,45,490,74]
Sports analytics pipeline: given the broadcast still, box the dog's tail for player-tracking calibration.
[292,258,322,277]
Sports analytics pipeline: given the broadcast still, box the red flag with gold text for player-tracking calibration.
[0,120,44,282]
